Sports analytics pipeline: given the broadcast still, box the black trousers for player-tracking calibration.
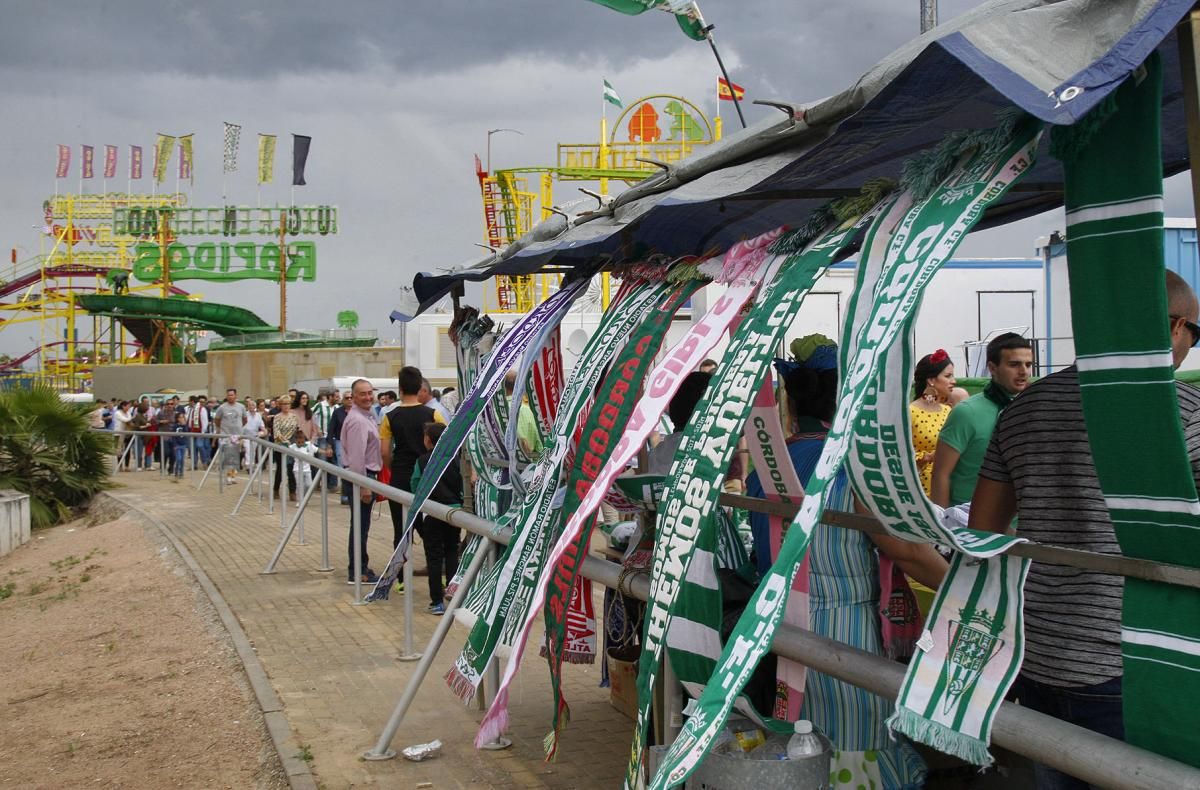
[417,515,461,605]
[272,450,295,494]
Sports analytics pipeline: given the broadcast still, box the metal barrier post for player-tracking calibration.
[362,539,492,761]
[159,434,166,478]
[266,449,275,514]
[398,556,419,661]
[195,447,221,491]
[262,472,322,574]
[351,483,365,605]
[231,448,270,516]
[318,466,332,572]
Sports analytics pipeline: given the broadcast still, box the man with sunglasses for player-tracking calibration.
[969,270,1200,789]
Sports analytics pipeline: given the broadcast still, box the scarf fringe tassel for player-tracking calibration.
[474,690,509,748]
[444,666,478,705]
[887,708,994,768]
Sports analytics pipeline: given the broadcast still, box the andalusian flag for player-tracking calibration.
[586,0,707,42]
[258,133,276,184]
[153,134,175,183]
[717,76,744,101]
[603,79,622,109]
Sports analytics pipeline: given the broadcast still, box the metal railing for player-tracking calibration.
[99,429,1200,788]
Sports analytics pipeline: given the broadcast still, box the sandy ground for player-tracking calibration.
[0,503,287,790]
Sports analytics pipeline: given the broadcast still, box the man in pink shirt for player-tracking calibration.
[341,378,382,585]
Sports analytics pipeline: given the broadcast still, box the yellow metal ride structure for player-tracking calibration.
[477,94,719,313]
[0,193,188,390]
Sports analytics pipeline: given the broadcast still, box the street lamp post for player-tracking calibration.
[486,128,524,175]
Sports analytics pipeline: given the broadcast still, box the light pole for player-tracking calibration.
[486,128,523,175]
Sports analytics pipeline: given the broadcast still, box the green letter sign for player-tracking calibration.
[131,241,318,282]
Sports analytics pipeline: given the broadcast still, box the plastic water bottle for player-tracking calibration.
[786,720,824,761]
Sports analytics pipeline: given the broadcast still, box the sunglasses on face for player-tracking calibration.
[1172,315,1200,347]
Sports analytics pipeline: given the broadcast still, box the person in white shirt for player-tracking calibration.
[243,399,267,470]
[290,430,320,494]
[112,401,134,470]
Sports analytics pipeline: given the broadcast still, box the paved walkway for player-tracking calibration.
[108,467,632,790]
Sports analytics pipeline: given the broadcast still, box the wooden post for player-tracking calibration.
[1178,9,1200,218]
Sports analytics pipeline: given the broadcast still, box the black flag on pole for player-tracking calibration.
[292,134,311,186]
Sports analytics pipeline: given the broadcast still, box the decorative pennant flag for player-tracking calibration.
[130,145,143,180]
[717,76,744,101]
[603,78,622,109]
[223,122,241,173]
[258,134,276,184]
[292,134,311,186]
[55,145,70,178]
[153,134,175,183]
[81,145,94,179]
[178,134,194,182]
[586,0,707,41]
[103,145,117,179]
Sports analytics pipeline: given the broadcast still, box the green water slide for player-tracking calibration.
[75,294,275,340]
[74,294,378,359]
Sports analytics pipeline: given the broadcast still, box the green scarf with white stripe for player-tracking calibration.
[1055,53,1200,767]
[629,218,878,788]
[650,117,1042,789]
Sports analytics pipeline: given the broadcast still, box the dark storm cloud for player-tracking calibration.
[2,1,978,90]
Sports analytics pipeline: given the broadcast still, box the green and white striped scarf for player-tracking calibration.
[1055,53,1200,767]
[650,117,1042,789]
[628,218,878,788]
[446,279,667,702]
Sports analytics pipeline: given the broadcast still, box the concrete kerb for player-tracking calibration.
[101,491,319,790]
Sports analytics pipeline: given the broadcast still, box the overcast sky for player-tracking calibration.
[0,0,1193,356]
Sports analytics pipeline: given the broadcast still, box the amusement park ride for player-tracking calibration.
[478,94,719,313]
[0,93,716,391]
[0,187,355,391]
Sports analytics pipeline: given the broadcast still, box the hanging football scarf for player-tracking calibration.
[530,323,565,434]
[471,233,784,757]
[839,176,1030,765]
[504,307,573,496]
[650,117,1041,789]
[473,278,702,753]
[743,370,809,721]
[626,217,877,790]
[366,278,588,602]
[445,279,669,702]
[1055,54,1200,766]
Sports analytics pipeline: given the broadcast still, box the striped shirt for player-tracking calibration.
[979,366,1200,687]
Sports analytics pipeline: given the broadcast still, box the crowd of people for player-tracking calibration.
[89,369,467,615]
[81,272,1200,789]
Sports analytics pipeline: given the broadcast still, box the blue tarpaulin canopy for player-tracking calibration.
[395,0,1196,321]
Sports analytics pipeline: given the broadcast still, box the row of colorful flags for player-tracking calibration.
[54,125,312,186]
[600,75,745,110]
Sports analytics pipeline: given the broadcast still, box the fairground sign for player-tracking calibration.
[113,205,338,237]
[130,241,316,283]
[44,194,186,221]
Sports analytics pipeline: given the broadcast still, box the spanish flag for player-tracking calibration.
[717,76,745,101]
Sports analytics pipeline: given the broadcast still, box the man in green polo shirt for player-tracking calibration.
[931,333,1033,507]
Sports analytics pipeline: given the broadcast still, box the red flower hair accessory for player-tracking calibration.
[929,349,950,365]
